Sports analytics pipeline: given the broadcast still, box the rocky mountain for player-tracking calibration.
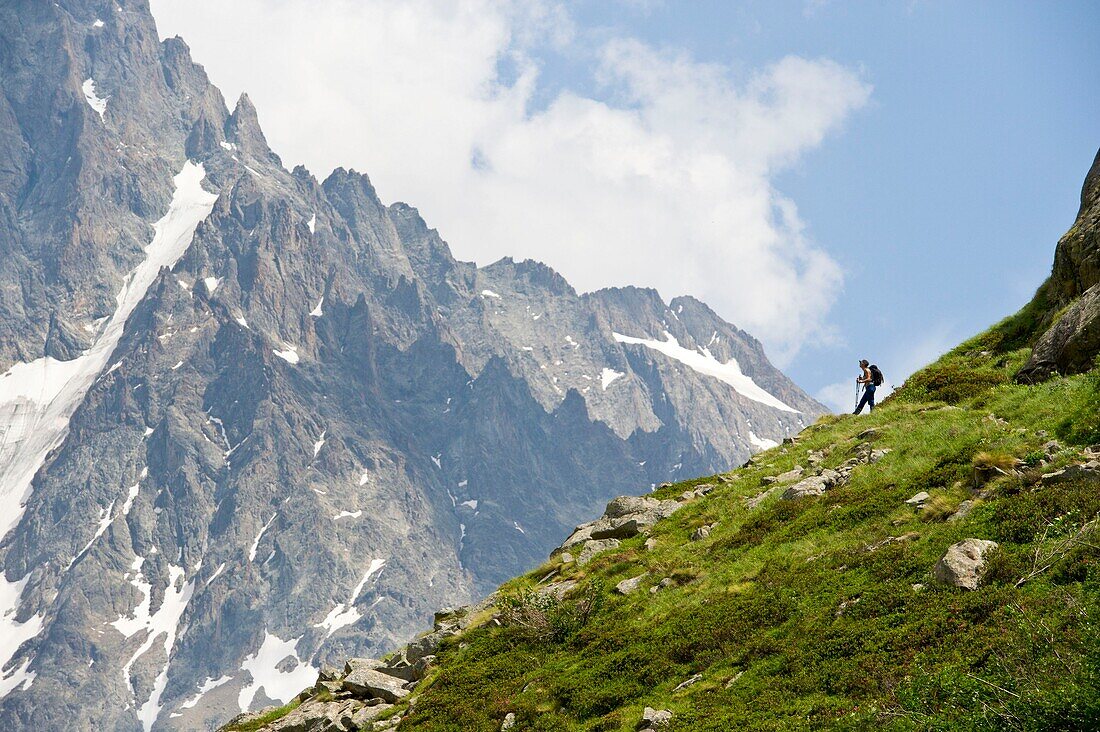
[223,148,1100,731]
[0,2,825,730]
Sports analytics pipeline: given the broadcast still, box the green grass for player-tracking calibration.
[220,699,302,732]
[387,314,1100,732]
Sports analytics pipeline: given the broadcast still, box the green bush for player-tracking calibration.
[895,362,1008,405]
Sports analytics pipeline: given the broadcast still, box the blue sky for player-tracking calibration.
[546,0,1100,404]
[153,0,1099,410]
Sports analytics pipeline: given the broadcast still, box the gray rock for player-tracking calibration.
[577,539,621,566]
[673,673,703,691]
[947,500,975,522]
[934,539,999,590]
[638,707,673,729]
[649,578,675,594]
[781,475,829,500]
[501,712,517,730]
[1041,464,1100,485]
[615,574,648,595]
[905,491,931,505]
[643,538,659,551]
[690,525,712,541]
[1018,283,1100,382]
[265,699,366,732]
[342,667,412,703]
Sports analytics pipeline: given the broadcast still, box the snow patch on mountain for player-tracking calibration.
[237,632,317,711]
[82,78,107,118]
[612,332,798,413]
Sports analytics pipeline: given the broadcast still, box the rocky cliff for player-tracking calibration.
[0,2,824,730]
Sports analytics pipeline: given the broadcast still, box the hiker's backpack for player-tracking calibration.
[870,365,884,386]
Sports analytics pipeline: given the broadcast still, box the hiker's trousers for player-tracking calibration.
[855,384,876,414]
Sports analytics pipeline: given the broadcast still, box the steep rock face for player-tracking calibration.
[0,2,826,731]
[1048,148,1100,304]
[1018,148,1100,382]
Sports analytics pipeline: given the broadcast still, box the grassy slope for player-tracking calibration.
[390,305,1100,731]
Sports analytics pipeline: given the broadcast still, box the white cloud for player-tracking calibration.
[150,0,869,360]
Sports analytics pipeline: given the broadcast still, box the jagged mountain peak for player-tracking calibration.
[0,3,825,730]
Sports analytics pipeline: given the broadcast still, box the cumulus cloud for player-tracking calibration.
[150,0,870,361]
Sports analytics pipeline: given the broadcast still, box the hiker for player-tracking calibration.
[854,359,884,414]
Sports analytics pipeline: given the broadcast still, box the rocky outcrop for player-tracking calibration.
[779,442,890,501]
[1017,147,1100,382]
[1017,283,1100,381]
[934,539,999,590]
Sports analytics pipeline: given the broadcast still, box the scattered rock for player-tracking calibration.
[536,580,576,600]
[934,539,999,590]
[775,466,805,483]
[558,496,682,549]
[559,552,574,564]
[649,577,675,594]
[643,537,658,551]
[637,706,673,730]
[947,499,975,522]
[781,475,829,500]
[615,574,648,595]
[745,487,778,509]
[576,539,621,566]
[501,712,517,730]
[835,597,861,616]
[1043,440,1064,457]
[905,491,930,506]
[725,671,744,688]
[858,428,880,440]
[674,673,703,691]
[318,665,343,682]
[1041,464,1100,486]
[342,665,412,703]
[264,699,373,732]
[690,525,713,541]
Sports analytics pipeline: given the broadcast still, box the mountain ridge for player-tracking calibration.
[0,2,824,730]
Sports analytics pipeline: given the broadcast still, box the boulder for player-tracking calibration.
[1017,282,1100,382]
[615,574,648,595]
[947,499,975,522]
[905,491,930,506]
[265,699,366,732]
[558,496,681,550]
[690,525,712,541]
[343,658,384,676]
[1040,463,1100,486]
[342,667,412,703]
[781,475,829,500]
[649,577,675,594]
[637,707,673,730]
[577,539,620,566]
[317,665,343,682]
[934,539,999,590]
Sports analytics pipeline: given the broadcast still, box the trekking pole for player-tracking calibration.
[854,378,859,412]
